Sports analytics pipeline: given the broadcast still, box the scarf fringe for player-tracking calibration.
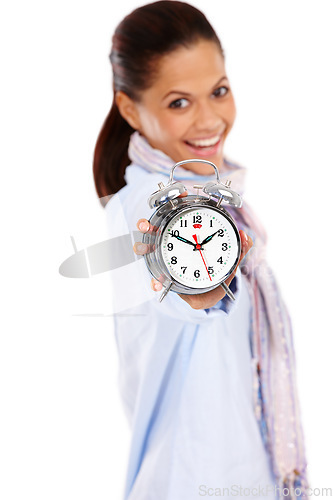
[275,471,310,499]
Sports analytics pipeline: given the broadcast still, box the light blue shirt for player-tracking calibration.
[105,164,277,500]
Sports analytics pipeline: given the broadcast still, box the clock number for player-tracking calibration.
[180,219,187,227]
[170,230,179,238]
[210,220,213,227]
[193,215,202,223]
[217,256,223,264]
[221,243,227,251]
[218,229,224,237]
[181,266,187,274]
[194,269,200,278]
[171,256,177,264]
[167,243,173,251]
[208,266,214,275]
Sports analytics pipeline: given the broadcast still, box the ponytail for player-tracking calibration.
[93,94,134,206]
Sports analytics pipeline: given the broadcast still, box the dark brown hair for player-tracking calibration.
[93,1,223,205]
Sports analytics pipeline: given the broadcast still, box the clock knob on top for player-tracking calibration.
[202,181,242,208]
[147,181,187,209]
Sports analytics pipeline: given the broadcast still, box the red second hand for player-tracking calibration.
[192,234,212,282]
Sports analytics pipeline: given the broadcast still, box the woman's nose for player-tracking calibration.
[194,101,222,131]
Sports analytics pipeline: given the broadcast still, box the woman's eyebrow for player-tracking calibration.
[162,75,228,100]
[213,76,228,87]
[162,89,191,100]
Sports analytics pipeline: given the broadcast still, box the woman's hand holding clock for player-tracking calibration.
[133,192,253,310]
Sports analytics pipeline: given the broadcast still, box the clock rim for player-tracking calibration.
[154,199,241,294]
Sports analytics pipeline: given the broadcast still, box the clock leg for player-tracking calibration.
[219,281,236,301]
[159,281,173,303]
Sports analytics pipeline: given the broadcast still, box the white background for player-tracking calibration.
[1,0,332,498]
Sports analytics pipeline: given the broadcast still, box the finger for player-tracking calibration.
[178,190,188,198]
[133,241,150,255]
[136,218,159,235]
[239,229,253,258]
[136,191,188,234]
[136,219,150,233]
[224,231,253,286]
[151,278,163,292]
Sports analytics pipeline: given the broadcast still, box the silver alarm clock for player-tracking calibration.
[142,159,242,302]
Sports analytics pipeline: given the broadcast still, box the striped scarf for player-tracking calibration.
[128,131,310,498]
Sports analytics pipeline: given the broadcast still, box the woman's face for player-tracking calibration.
[120,39,236,176]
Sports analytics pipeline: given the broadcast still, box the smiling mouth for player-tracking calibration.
[185,134,222,149]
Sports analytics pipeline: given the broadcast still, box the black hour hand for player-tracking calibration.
[172,233,196,248]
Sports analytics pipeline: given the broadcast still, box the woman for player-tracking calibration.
[93,2,309,499]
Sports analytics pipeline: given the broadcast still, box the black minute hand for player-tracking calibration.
[200,231,220,247]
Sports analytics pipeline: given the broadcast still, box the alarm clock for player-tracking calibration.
[142,159,242,302]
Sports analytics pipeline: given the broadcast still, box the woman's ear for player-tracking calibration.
[115,91,141,130]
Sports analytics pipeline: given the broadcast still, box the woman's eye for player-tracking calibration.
[212,86,229,98]
[168,98,189,109]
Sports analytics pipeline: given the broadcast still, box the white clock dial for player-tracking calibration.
[160,206,240,289]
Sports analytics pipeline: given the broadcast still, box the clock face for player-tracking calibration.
[160,206,240,289]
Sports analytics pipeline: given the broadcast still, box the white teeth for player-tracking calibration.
[187,135,220,148]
